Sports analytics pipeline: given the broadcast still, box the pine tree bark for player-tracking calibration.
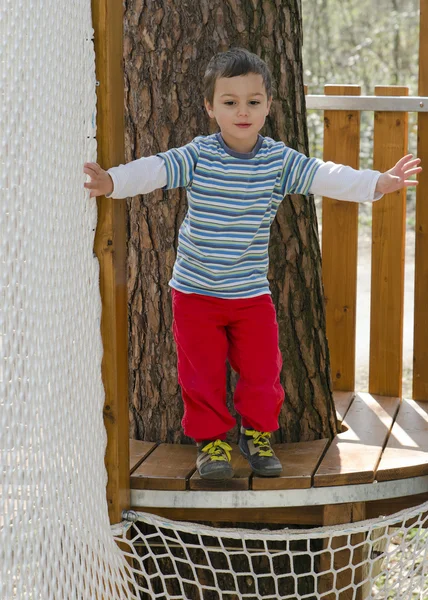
[124,0,338,444]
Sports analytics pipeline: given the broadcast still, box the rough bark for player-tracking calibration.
[124,0,338,444]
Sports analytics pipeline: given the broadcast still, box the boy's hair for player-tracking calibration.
[203,48,272,104]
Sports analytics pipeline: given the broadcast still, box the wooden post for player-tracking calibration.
[369,86,408,398]
[413,0,428,401]
[322,85,361,392]
[91,0,130,523]
[318,503,367,600]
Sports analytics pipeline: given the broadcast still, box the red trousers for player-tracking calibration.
[171,289,285,442]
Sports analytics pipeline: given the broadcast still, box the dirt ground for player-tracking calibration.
[355,228,415,398]
[316,202,415,399]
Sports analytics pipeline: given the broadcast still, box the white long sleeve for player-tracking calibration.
[106,155,167,199]
[310,161,383,202]
[106,155,383,203]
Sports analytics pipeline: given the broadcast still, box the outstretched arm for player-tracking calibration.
[309,154,422,202]
[83,155,167,199]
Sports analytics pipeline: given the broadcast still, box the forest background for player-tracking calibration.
[301,0,420,395]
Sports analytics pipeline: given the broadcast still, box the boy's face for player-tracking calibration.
[204,73,272,152]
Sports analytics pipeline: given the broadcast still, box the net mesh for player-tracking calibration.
[0,1,134,597]
[114,504,428,600]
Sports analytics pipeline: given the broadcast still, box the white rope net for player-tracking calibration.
[114,504,428,599]
[1,1,428,599]
[0,1,133,597]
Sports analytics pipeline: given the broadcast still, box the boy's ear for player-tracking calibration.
[204,98,214,119]
[266,96,273,115]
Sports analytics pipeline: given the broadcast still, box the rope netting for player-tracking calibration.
[114,504,428,600]
[1,1,428,599]
[0,0,133,597]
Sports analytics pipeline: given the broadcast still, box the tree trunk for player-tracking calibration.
[124,0,338,444]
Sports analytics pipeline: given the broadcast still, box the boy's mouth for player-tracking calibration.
[235,123,251,128]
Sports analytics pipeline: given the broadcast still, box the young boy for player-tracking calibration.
[84,48,421,481]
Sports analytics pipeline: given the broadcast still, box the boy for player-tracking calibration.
[84,48,421,481]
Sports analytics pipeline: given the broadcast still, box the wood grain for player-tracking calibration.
[314,392,400,486]
[376,399,428,481]
[318,503,367,600]
[92,0,129,524]
[252,439,329,490]
[131,443,196,491]
[366,492,428,521]
[129,440,157,475]
[322,85,360,392]
[369,86,408,397]
[414,0,428,401]
[333,391,356,426]
[130,506,325,525]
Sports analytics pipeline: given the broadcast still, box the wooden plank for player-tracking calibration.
[189,443,251,491]
[252,439,329,490]
[334,391,355,425]
[318,503,367,600]
[129,440,157,475]
[131,443,196,491]
[92,0,129,524]
[314,392,400,487]
[414,0,428,401]
[131,506,325,525]
[376,399,428,481]
[369,86,408,398]
[367,492,428,521]
[130,499,428,528]
[322,85,360,391]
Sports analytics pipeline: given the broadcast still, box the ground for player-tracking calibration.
[315,201,416,399]
[355,227,415,398]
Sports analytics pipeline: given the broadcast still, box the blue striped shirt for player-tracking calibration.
[158,133,321,299]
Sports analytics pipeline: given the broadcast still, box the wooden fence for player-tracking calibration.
[307,83,428,401]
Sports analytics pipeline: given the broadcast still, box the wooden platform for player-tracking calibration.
[129,392,428,524]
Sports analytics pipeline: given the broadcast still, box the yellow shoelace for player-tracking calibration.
[201,439,232,462]
[244,429,274,457]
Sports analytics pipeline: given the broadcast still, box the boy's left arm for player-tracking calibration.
[309,154,422,202]
[374,154,422,195]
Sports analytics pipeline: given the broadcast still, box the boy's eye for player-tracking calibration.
[223,100,261,106]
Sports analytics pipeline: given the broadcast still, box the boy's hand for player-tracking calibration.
[83,162,114,198]
[376,154,422,195]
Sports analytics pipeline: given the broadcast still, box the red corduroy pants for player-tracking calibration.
[171,289,285,442]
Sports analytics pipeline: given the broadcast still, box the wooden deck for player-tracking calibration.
[129,392,428,523]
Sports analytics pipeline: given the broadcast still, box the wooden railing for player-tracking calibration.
[306,85,428,401]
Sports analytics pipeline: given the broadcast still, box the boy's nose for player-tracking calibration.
[237,105,249,117]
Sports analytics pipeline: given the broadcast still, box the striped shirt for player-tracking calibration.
[158,133,322,299]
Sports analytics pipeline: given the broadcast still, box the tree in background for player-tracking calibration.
[302,0,419,222]
[123,0,337,447]
[302,0,418,94]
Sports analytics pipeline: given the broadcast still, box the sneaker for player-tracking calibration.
[196,439,234,480]
[239,427,282,477]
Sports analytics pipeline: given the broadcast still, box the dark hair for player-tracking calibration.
[203,48,272,104]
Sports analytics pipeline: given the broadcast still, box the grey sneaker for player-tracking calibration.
[239,427,282,477]
[196,439,234,480]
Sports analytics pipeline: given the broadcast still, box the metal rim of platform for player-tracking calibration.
[131,475,428,510]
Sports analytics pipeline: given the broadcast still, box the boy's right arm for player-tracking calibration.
[84,139,201,199]
[83,155,167,199]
